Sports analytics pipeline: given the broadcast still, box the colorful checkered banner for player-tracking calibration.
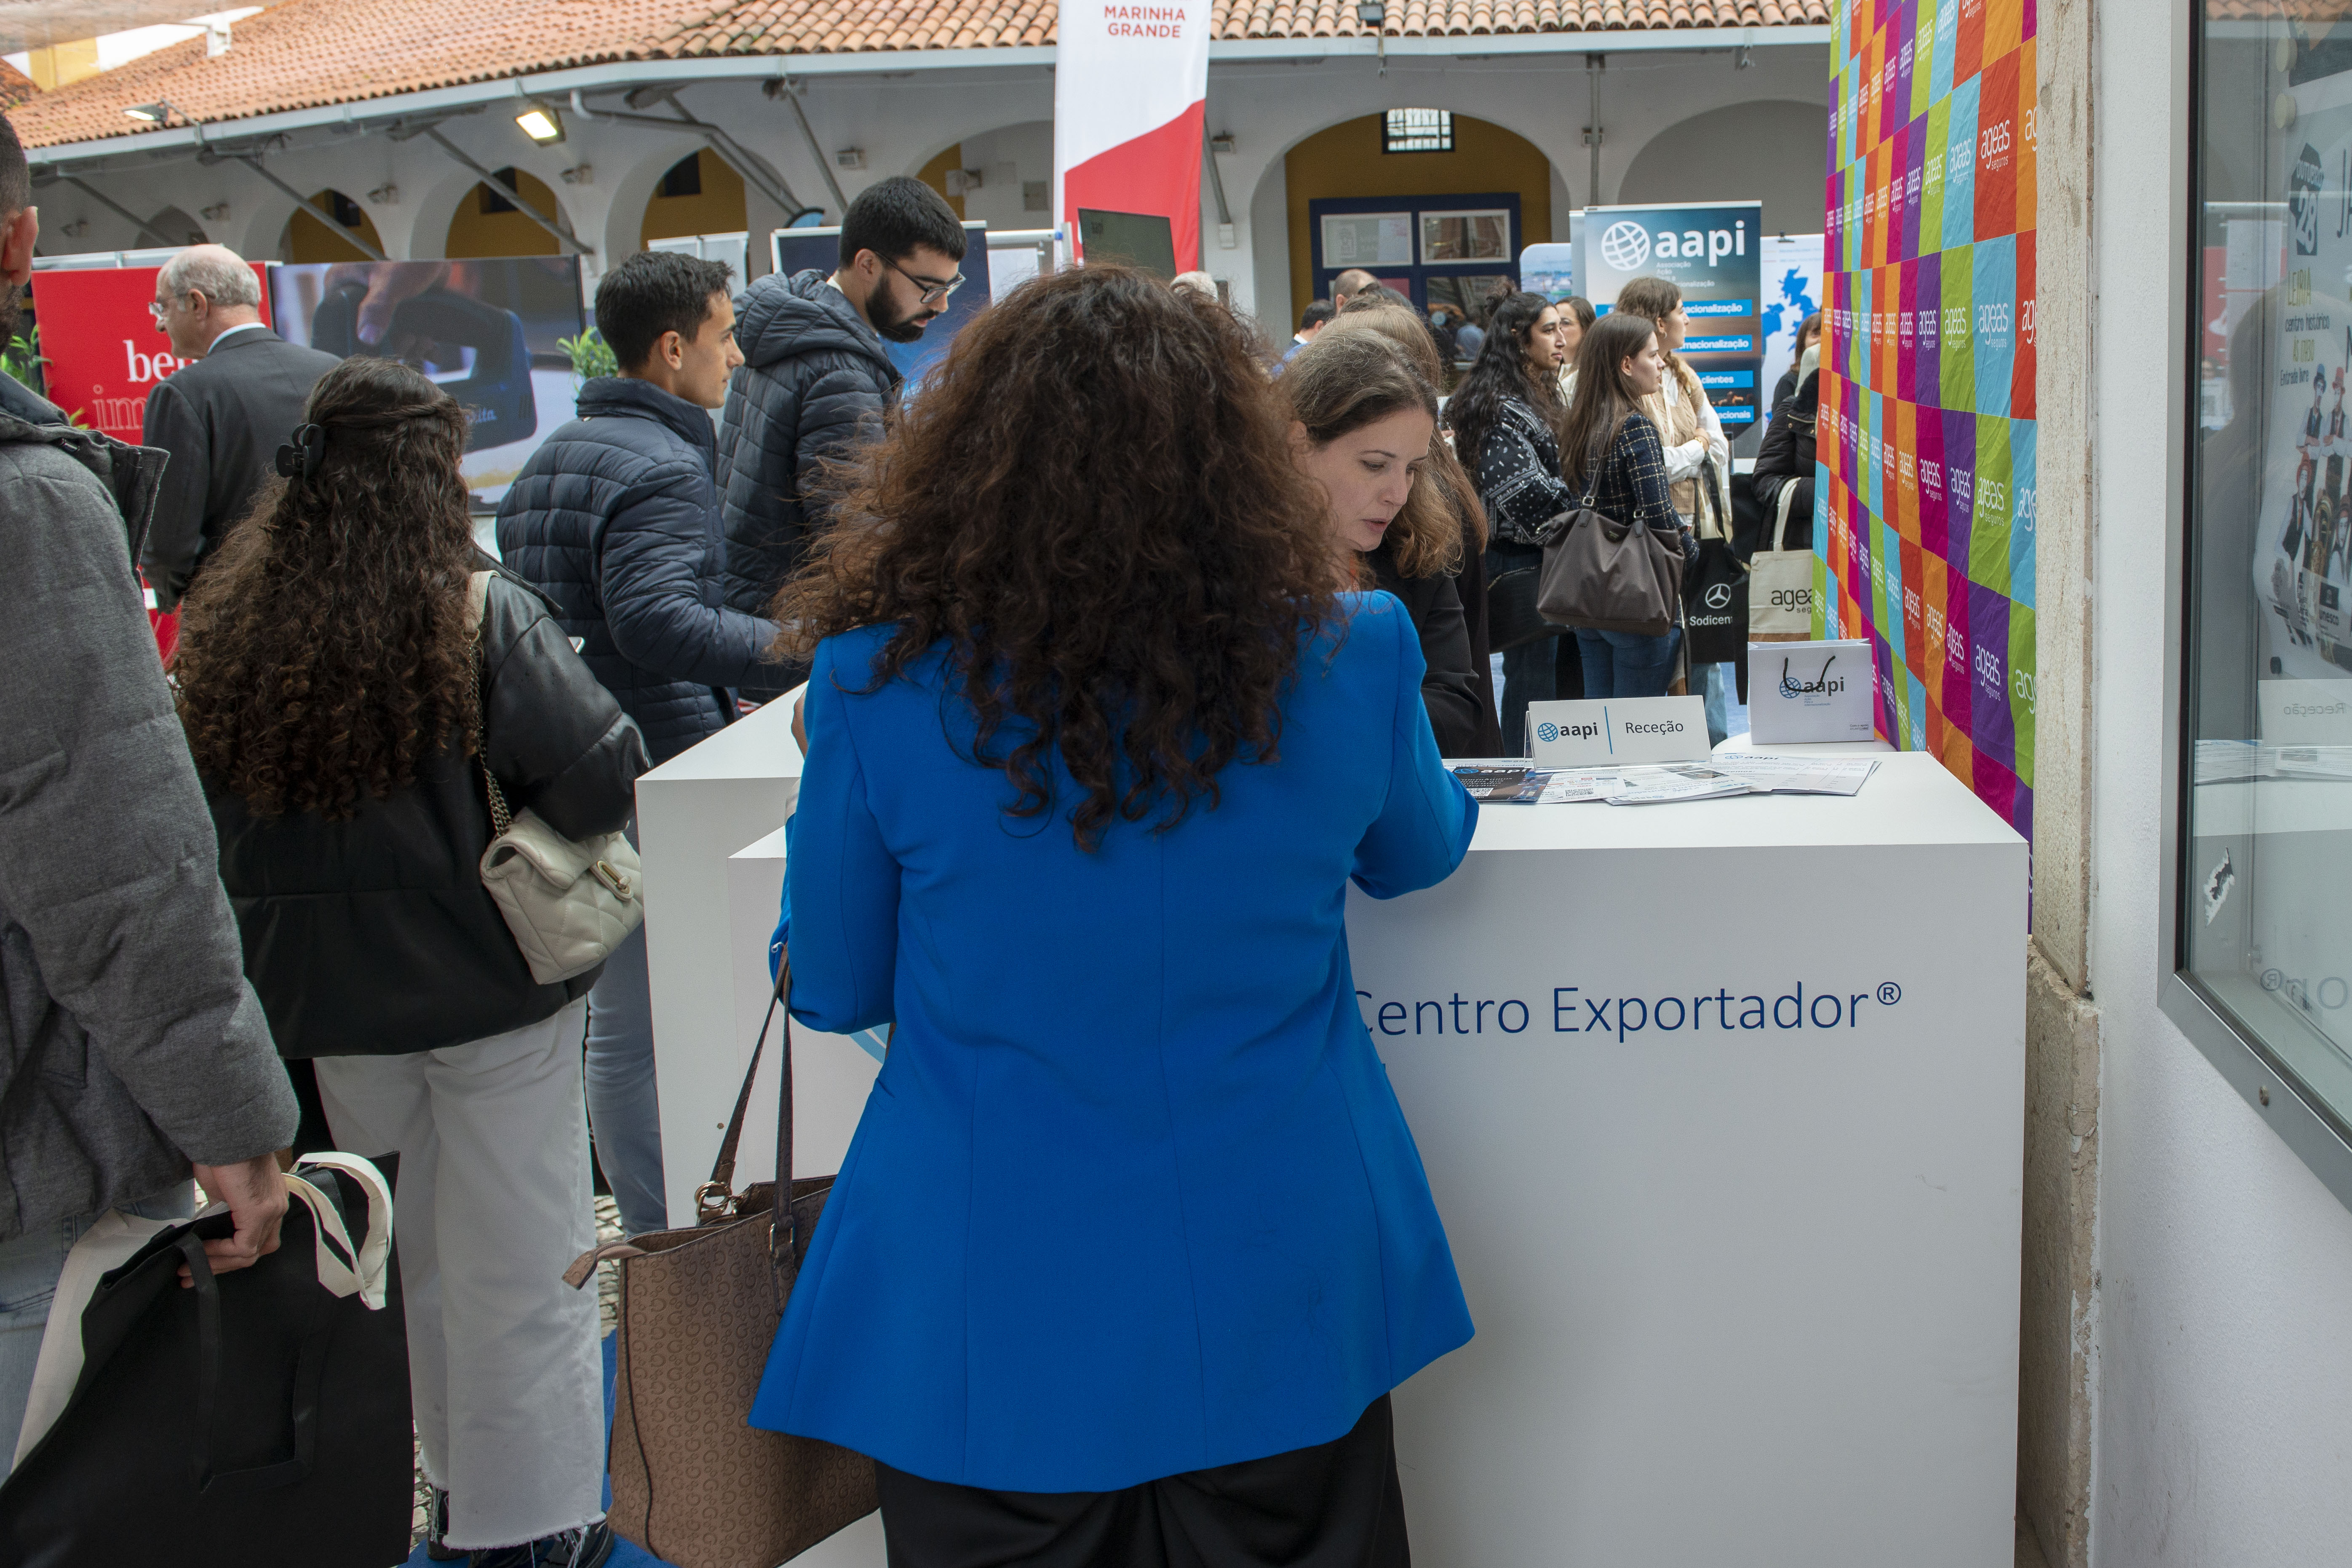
[1822,0,2038,838]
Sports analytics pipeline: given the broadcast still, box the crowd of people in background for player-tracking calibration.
[0,83,1831,1561]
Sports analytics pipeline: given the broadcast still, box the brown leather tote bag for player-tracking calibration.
[565,955,877,1567]
[1535,450,1685,638]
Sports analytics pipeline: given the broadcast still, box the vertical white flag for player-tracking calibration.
[1053,0,1213,273]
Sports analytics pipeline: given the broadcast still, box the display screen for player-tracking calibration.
[268,257,585,506]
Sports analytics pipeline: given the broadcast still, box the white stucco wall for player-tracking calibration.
[2087,7,2352,1565]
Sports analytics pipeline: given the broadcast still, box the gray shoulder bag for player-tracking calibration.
[1534,428,1685,637]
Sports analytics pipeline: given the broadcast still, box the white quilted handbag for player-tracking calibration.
[470,571,645,985]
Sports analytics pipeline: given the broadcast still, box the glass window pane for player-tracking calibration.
[2185,5,2352,1132]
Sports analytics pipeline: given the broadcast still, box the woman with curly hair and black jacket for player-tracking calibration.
[1444,290,1576,747]
[749,266,1476,1566]
[172,356,646,1568]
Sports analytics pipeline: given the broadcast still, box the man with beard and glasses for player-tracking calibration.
[716,176,966,698]
[0,110,299,1453]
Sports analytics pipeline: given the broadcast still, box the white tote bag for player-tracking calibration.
[1748,478,1818,641]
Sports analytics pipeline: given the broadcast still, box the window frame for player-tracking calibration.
[2165,0,2352,1213]
[1382,108,1454,155]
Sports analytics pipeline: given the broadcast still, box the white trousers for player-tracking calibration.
[314,998,602,1551]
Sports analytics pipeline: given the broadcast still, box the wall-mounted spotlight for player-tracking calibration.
[515,102,566,144]
[124,101,175,125]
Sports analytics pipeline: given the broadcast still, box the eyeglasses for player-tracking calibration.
[148,293,190,319]
[887,257,964,307]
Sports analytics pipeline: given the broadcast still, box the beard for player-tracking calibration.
[0,283,21,352]
[865,276,936,344]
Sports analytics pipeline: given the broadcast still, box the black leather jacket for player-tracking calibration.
[208,562,648,1057]
[1751,371,1819,550]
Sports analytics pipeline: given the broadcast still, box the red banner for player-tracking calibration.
[29,260,270,658]
[29,262,270,442]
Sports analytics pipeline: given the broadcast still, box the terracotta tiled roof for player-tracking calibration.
[0,60,32,113]
[9,0,1829,148]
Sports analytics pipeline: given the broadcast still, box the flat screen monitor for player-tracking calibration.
[1077,210,1176,280]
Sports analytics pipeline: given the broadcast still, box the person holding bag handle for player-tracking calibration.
[1749,343,1823,643]
[172,356,647,1568]
[751,266,1478,1566]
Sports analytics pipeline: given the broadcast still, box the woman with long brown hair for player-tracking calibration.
[748,266,1476,1566]
[1324,302,1505,753]
[1280,327,1490,756]
[1612,275,1734,728]
[1558,310,1692,697]
[173,356,645,1568]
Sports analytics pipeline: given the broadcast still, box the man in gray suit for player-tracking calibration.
[139,244,338,609]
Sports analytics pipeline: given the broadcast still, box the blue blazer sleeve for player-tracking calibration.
[779,638,901,1033]
[1350,598,1479,899]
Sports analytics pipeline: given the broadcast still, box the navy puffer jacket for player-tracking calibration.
[715,270,901,697]
[497,377,775,764]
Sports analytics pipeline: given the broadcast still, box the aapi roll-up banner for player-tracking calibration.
[1054,0,1213,275]
[1582,202,1767,429]
[1822,0,2037,840]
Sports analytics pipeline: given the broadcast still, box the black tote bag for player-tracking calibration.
[0,1157,412,1568]
[1681,458,1748,666]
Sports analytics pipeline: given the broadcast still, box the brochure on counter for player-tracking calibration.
[1449,754,1879,805]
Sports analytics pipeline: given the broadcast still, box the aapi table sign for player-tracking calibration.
[1749,639,1874,743]
[1524,696,1711,766]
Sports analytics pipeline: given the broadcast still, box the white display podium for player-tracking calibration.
[1351,749,2024,1567]
[653,727,2023,1568]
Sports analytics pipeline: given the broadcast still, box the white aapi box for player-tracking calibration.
[1748,639,1874,743]
[1523,696,1711,766]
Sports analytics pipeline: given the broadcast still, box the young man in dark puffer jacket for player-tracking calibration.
[497,250,767,1241]
[716,176,967,697]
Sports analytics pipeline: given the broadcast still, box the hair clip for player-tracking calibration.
[274,422,328,481]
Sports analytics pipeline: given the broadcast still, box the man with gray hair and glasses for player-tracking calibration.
[138,243,337,610]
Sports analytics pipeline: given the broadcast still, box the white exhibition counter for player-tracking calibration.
[639,713,2026,1568]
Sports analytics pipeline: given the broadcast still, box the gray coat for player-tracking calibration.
[0,369,297,1239]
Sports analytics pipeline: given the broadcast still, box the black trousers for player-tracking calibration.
[875,1396,1410,1568]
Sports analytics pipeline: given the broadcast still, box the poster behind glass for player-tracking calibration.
[2186,13,2352,1120]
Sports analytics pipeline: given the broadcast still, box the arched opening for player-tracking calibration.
[1282,112,1556,335]
[446,168,567,259]
[284,189,384,263]
[640,148,747,249]
[1617,101,1828,235]
[912,123,1052,235]
[146,205,208,247]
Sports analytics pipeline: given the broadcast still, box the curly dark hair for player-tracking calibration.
[769,264,1338,850]
[1445,291,1567,484]
[174,356,480,820]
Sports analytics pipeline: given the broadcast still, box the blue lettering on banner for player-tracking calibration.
[1361,980,1907,1042]
[1682,334,1757,352]
[1719,407,1757,424]
[1695,370,1757,389]
[1682,299,1754,316]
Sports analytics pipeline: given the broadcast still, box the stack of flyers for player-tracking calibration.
[1600,763,1761,806]
[1449,765,1546,802]
[1449,765,1626,804]
[1710,754,1882,796]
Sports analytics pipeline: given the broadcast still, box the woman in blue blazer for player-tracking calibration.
[751,266,1478,1566]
